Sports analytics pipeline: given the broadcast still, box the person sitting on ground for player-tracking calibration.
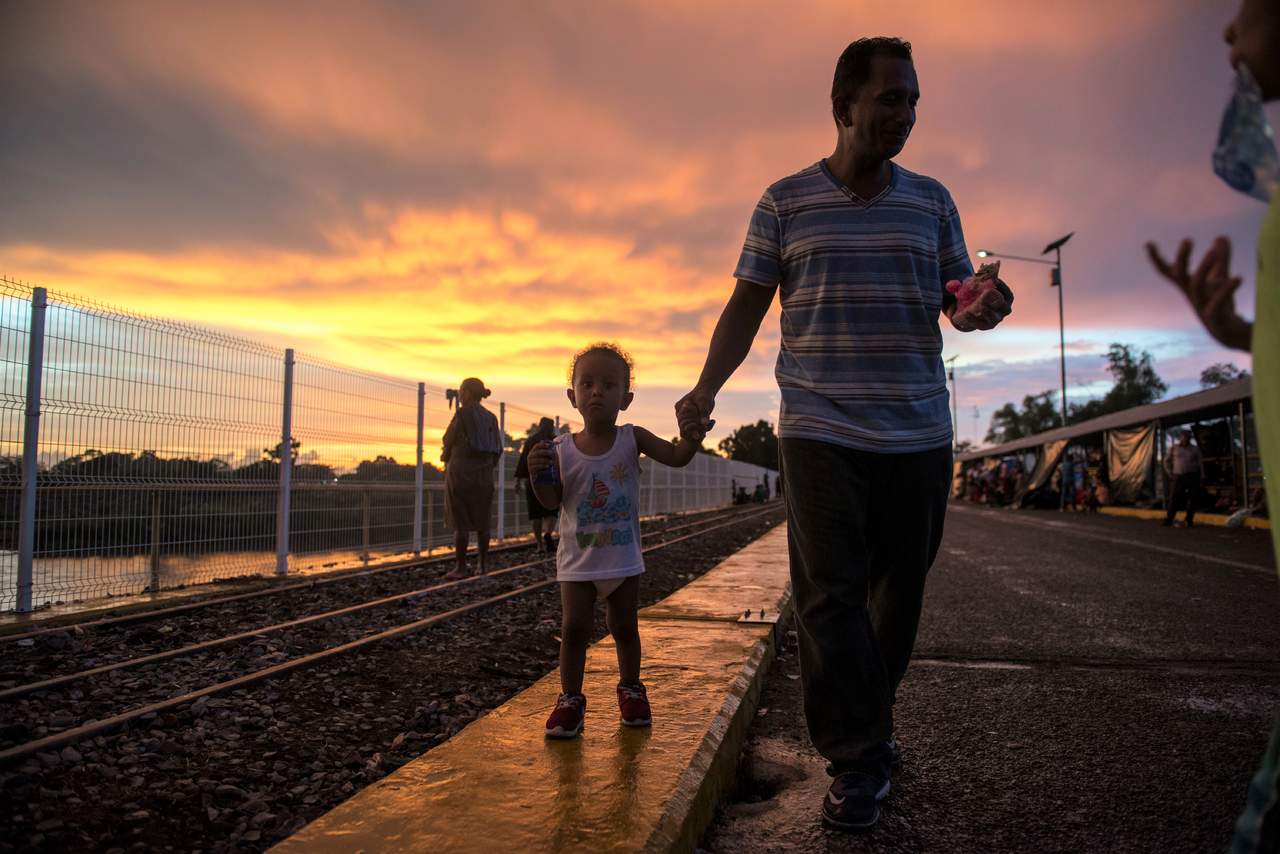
[515,417,559,553]
[528,342,705,739]
[441,377,502,580]
[1162,431,1205,528]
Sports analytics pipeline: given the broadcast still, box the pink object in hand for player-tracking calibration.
[945,261,1001,313]
[945,276,994,312]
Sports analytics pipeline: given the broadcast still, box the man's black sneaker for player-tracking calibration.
[821,771,890,832]
[887,736,902,769]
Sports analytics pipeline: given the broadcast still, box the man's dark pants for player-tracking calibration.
[779,437,951,777]
[1165,472,1201,525]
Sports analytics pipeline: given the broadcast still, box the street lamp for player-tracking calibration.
[945,355,959,451]
[975,232,1074,430]
[977,232,1074,510]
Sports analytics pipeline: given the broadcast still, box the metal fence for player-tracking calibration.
[0,279,776,612]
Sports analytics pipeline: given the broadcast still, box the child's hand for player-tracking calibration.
[678,411,706,444]
[527,441,554,479]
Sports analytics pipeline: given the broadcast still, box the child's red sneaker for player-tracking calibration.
[617,682,651,727]
[545,692,586,739]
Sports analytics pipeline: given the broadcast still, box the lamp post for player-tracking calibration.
[945,355,959,450]
[977,232,1074,510]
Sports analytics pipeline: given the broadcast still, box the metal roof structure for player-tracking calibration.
[958,377,1252,462]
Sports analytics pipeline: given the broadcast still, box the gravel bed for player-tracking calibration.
[0,505,784,853]
[0,506,746,687]
[0,509,771,748]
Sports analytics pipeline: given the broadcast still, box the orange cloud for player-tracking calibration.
[2,0,1261,454]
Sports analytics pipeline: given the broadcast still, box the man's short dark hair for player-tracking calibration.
[831,37,913,124]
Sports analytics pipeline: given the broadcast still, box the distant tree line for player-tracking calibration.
[0,442,446,556]
[984,345,1250,446]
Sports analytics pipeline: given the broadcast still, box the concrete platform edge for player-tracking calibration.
[269,524,793,854]
[1098,505,1271,529]
[645,615,785,853]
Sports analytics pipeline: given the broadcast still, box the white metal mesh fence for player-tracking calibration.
[0,278,776,611]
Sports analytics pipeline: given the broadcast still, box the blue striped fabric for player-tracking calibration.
[734,160,972,453]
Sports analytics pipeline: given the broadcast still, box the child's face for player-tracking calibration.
[568,351,633,426]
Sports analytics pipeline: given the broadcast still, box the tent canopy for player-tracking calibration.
[959,377,1251,463]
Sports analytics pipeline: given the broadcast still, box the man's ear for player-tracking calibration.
[567,388,577,408]
[620,391,635,412]
[833,98,853,128]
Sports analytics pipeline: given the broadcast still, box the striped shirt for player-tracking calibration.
[734,160,971,453]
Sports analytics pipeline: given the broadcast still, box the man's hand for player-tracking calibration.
[675,387,716,442]
[948,276,1014,332]
[1146,237,1252,352]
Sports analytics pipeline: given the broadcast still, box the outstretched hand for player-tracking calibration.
[1146,237,1252,352]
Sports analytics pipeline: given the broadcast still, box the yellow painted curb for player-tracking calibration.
[272,524,792,854]
[1098,506,1271,530]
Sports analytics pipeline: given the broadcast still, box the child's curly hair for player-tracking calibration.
[568,341,636,392]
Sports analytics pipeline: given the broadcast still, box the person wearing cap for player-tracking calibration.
[441,377,502,580]
[515,417,560,553]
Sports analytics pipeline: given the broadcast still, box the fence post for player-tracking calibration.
[646,460,656,518]
[150,492,163,592]
[1239,401,1251,503]
[16,286,47,613]
[427,484,436,555]
[497,402,506,542]
[275,348,294,576]
[414,382,425,556]
[361,490,371,563]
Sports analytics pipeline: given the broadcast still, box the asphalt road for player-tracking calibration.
[705,504,1280,853]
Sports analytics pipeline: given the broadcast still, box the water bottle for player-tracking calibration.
[534,440,560,486]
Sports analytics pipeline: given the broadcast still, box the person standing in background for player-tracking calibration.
[1162,430,1205,528]
[515,417,559,553]
[441,378,502,580]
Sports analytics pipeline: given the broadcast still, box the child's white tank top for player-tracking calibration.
[553,425,644,582]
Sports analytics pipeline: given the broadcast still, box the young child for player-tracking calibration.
[527,342,705,738]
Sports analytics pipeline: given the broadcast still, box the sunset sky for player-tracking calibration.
[2,0,1274,449]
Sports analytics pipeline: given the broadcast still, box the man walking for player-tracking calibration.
[1162,430,1204,527]
[678,37,1011,831]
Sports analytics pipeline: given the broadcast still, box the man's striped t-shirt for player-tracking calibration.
[734,160,972,454]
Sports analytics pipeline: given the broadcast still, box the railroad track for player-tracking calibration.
[1,504,772,694]
[0,504,766,688]
[1,504,752,645]
[0,503,783,764]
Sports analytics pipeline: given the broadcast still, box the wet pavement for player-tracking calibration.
[271,526,792,854]
[705,503,1280,853]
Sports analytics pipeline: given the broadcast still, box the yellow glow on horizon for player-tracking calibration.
[2,204,776,394]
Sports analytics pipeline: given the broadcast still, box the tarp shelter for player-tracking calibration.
[1105,424,1155,504]
[958,378,1256,509]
